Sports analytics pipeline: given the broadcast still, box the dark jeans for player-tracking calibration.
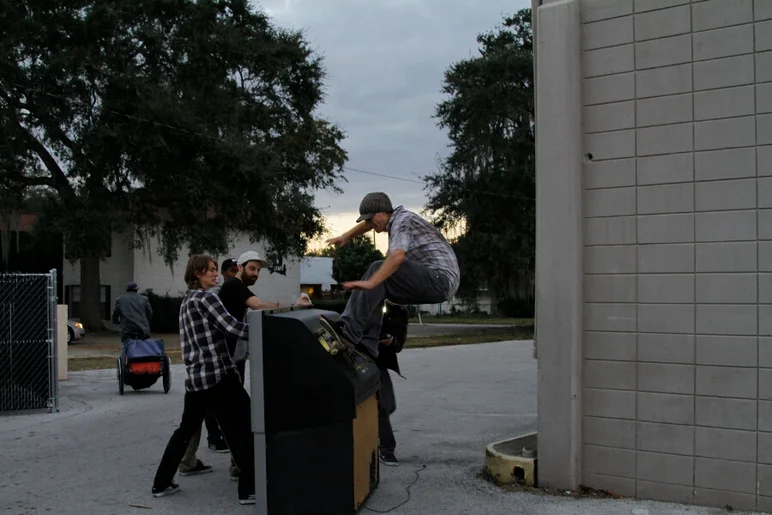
[378,367,396,451]
[153,373,255,498]
[205,360,246,444]
[341,259,449,357]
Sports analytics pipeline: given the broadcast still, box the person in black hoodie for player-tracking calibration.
[375,301,410,466]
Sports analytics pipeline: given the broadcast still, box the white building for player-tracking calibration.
[63,231,301,319]
[299,256,337,295]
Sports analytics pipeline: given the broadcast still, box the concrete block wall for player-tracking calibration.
[576,0,772,510]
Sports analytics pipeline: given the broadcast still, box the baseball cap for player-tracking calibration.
[127,281,138,291]
[237,250,270,268]
[221,258,238,273]
[356,192,393,223]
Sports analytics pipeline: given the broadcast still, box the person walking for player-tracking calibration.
[112,282,153,343]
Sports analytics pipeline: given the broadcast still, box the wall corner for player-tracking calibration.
[534,0,583,491]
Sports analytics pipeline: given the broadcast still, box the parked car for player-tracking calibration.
[67,319,85,344]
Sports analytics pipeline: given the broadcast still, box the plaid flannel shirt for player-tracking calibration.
[386,205,461,298]
[179,289,249,392]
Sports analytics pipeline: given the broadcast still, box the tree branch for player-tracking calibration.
[13,121,75,199]
[0,172,53,187]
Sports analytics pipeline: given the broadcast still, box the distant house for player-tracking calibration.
[62,230,302,320]
[299,256,337,298]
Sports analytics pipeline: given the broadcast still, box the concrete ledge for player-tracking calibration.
[484,432,538,486]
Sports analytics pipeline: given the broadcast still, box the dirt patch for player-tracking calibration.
[478,469,623,500]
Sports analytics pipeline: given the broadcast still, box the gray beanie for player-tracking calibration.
[356,192,393,222]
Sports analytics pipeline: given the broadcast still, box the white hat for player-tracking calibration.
[237,250,270,268]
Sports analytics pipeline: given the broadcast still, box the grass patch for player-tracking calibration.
[408,316,533,326]
[68,330,532,371]
[405,329,533,349]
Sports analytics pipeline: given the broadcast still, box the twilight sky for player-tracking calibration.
[254,0,531,250]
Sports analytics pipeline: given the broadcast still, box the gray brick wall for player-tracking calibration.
[580,0,772,509]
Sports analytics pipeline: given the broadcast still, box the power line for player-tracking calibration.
[1,76,534,201]
[343,166,424,185]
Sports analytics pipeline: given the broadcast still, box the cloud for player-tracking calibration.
[252,0,531,217]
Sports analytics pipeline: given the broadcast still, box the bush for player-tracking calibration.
[496,298,535,318]
[144,289,183,334]
[312,299,348,314]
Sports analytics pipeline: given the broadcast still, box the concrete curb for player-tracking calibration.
[484,432,538,486]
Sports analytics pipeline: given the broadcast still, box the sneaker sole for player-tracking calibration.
[230,476,239,482]
[380,460,400,467]
[209,448,230,453]
[239,498,256,505]
[179,468,213,476]
[152,487,180,498]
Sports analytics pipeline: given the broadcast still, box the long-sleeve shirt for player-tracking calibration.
[179,289,249,392]
[111,292,153,341]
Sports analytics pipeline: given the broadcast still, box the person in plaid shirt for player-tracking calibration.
[151,254,256,505]
[319,191,460,467]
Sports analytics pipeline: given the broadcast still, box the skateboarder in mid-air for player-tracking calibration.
[319,191,460,466]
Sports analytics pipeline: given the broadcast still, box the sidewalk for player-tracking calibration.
[4,341,762,514]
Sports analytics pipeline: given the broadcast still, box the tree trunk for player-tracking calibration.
[80,252,103,332]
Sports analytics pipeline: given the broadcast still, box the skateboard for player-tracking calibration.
[317,315,377,368]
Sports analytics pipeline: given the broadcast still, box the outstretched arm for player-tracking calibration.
[326,221,370,247]
[343,250,406,290]
[201,293,249,340]
[246,296,280,311]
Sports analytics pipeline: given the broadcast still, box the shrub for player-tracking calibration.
[312,299,348,314]
[144,289,183,334]
[496,298,535,318]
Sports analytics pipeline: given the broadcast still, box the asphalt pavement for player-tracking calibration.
[3,341,761,515]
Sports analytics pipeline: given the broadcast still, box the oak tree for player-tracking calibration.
[0,0,347,329]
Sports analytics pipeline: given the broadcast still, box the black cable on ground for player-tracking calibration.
[361,464,427,514]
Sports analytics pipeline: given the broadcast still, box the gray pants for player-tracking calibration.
[340,259,449,357]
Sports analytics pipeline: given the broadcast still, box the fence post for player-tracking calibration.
[48,269,59,413]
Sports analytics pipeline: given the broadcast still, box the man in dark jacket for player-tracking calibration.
[112,282,153,342]
[375,301,409,466]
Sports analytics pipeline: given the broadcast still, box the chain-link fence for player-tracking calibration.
[0,270,58,413]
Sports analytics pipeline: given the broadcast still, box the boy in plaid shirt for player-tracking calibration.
[151,254,256,505]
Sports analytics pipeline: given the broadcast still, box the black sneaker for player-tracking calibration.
[152,482,180,497]
[178,459,213,476]
[208,440,229,453]
[239,494,256,505]
[379,333,394,346]
[380,450,399,467]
